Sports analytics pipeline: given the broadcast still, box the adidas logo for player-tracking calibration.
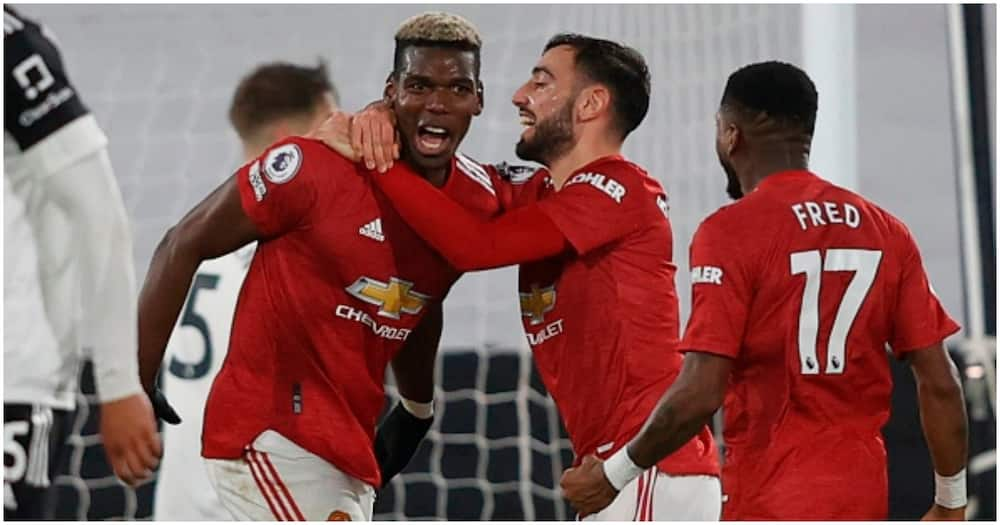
[359,218,385,242]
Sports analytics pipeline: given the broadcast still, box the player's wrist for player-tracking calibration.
[602,445,644,491]
[934,468,967,509]
[400,397,434,420]
[95,370,144,404]
[375,399,435,487]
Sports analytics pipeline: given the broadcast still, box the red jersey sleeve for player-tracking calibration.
[678,212,753,359]
[536,160,651,256]
[236,137,336,238]
[889,226,961,355]
[373,165,568,271]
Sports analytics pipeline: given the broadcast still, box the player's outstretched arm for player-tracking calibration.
[560,352,731,517]
[374,303,442,487]
[138,176,260,395]
[373,169,569,271]
[908,342,969,520]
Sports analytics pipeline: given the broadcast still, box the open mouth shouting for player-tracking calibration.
[415,123,453,157]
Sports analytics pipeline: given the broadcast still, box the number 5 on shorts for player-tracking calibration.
[790,249,882,375]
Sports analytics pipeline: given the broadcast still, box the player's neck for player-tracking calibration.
[548,137,622,190]
[417,167,450,188]
[740,152,809,194]
[404,158,450,188]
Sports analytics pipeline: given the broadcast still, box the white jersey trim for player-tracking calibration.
[26,405,52,487]
[455,153,496,196]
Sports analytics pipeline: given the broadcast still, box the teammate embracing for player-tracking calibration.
[139,13,504,520]
[324,34,722,521]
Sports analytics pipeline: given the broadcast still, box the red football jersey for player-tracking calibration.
[499,155,719,477]
[202,137,500,487]
[679,170,960,519]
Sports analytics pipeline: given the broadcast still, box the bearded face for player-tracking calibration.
[515,93,577,166]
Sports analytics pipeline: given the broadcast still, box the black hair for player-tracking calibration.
[720,61,818,135]
[544,33,651,140]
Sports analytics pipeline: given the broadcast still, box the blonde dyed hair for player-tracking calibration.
[394,12,482,48]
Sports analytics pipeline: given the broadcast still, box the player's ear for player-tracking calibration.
[474,80,484,116]
[577,85,609,124]
[717,112,740,157]
[726,123,742,156]
[384,73,397,100]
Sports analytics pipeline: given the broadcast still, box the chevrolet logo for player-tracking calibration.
[519,283,556,326]
[346,276,431,319]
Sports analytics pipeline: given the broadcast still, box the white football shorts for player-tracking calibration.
[581,466,721,521]
[204,430,375,521]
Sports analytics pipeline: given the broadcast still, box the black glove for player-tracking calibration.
[149,388,182,425]
[374,402,433,487]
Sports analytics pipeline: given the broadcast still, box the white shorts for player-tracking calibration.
[582,467,721,521]
[204,430,375,521]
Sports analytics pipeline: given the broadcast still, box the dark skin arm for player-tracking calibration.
[390,302,442,404]
[373,303,442,486]
[138,176,260,393]
[907,342,968,520]
[560,352,731,517]
[627,352,732,466]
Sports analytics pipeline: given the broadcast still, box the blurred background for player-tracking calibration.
[11,3,995,520]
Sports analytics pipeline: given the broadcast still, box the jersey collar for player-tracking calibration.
[756,169,817,192]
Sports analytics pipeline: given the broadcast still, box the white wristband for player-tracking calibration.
[400,397,434,420]
[934,468,967,509]
[602,446,645,491]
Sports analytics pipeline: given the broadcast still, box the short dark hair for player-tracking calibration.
[544,33,651,140]
[393,12,482,79]
[720,61,818,135]
[228,60,338,141]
